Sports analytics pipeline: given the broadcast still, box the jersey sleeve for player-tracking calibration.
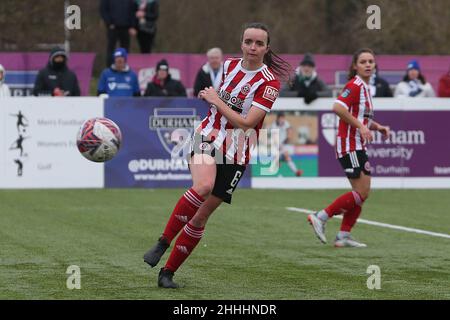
[252,79,280,113]
[335,82,360,109]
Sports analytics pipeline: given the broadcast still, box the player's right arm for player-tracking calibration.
[332,103,372,143]
[333,83,372,143]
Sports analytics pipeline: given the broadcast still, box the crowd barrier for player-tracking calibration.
[1,97,449,189]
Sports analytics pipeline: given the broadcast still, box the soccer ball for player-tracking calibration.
[76,117,122,162]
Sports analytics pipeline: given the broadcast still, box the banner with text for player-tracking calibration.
[318,110,450,178]
[0,98,103,188]
[104,98,252,189]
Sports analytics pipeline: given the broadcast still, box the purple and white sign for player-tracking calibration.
[104,97,252,188]
[319,110,450,177]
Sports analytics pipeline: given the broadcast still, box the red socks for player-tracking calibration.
[325,191,365,232]
[324,191,364,217]
[165,222,204,273]
[340,204,362,232]
[162,188,204,243]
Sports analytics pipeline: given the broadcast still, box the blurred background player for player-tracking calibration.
[33,47,80,97]
[193,47,224,97]
[268,112,303,176]
[0,64,11,97]
[143,22,289,288]
[307,48,390,248]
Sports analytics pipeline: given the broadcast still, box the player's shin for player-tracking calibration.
[164,222,204,273]
[162,188,204,243]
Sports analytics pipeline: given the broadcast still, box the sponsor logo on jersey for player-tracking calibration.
[341,89,351,98]
[240,83,251,95]
[199,142,211,151]
[263,86,279,102]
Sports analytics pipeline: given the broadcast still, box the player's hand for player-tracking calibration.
[198,86,220,105]
[359,125,373,143]
[378,125,390,141]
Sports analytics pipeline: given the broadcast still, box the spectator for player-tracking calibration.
[193,47,223,97]
[394,60,435,97]
[33,47,80,97]
[0,64,11,97]
[438,66,450,97]
[100,0,137,67]
[369,65,393,97]
[134,0,159,54]
[290,53,331,104]
[97,48,140,97]
[144,59,187,97]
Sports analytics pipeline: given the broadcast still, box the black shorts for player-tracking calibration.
[338,150,372,179]
[212,163,246,204]
[189,134,246,204]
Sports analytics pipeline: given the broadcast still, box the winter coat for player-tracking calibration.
[134,0,159,34]
[394,80,435,98]
[97,65,140,97]
[33,49,80,96]
[144,75,187,97]
[290,70,332,104]
[100,0,136,28]
[193,63,223,97]
[438,72,450,97]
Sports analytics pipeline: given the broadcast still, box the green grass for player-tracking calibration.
[0,189,449,300]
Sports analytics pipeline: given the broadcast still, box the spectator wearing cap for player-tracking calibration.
[437,65,450,97]
[394,60,435,97]
[144,59,187,97]
[289,53,331,104]
[33,47,81,96]
[97,48,140,97]
[0,64,11,97]
[193,47,223,97]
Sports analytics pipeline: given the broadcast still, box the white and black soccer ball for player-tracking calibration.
[76,117,122,162]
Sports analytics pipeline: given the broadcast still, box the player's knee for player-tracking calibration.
[357,188,370,201]
[193,180,214,198]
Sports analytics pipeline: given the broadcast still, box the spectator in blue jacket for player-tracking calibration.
[97,48,140,97]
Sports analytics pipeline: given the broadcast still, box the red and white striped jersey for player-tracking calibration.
[335,75,374,157]
[199,58,280,164]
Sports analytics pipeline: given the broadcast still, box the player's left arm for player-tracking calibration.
[199,86,267,131]
[369,120,390,140]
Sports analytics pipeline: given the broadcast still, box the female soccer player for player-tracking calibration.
[143,22,290,288]
[307,48,390,248]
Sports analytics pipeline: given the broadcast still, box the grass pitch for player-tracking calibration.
[0,188,449,300]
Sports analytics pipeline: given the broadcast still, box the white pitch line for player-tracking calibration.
[286,207,450,240]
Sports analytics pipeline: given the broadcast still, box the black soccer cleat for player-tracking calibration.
[158,268,180,289]
[143,237,170,268]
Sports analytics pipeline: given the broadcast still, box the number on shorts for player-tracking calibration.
[230,171,242,188]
